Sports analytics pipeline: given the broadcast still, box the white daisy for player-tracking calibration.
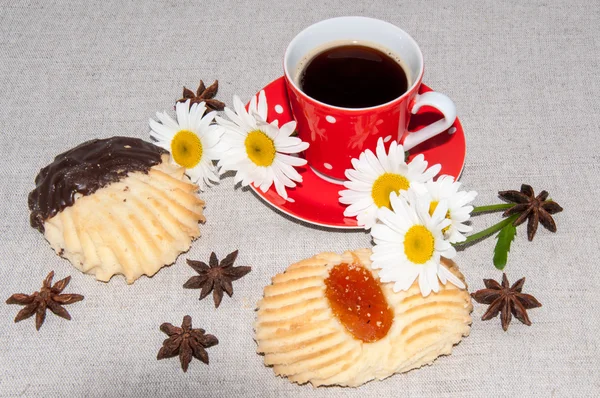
[371,190,466,297]
[422,175,478,243]
[149,100,224,190]
[216,93,309,200]
[338,137,441,229]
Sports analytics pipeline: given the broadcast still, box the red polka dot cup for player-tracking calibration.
[284,16,457,180]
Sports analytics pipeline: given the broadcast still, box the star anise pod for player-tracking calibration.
[177,79,225,111]
[157,315,218,372]
[6,271,84,330]
[183,250,251,308]
[498,184,563,241]
[471,273,542,331]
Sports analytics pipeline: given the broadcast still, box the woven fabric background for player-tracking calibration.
[0,0,598,396]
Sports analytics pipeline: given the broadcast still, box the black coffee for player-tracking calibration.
[299,44,409,108]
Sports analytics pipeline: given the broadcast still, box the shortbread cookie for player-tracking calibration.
[254,249,472,387]
[28,137,205,283]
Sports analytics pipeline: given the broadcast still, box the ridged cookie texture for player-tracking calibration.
[42,156,205,283]
[254,249,472,387]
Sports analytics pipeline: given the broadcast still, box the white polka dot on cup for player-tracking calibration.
[448,127,457,135]
[323,163,333,170]
[383,135,392,143]
[274,104,284,114]
[325,115,336,124]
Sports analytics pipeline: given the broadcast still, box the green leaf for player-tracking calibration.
[493,222,517,270]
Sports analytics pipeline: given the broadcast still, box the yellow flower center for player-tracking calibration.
[371,173,410,209]
[429,201,451,234]
[245,130,276,167]
[404,225,435,264]
[171,130,203,169]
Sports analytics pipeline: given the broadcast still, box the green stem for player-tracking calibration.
[471,203,513,214]
[456,214,519,246]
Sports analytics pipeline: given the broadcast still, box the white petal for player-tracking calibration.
[455,223,473,233]
[431,200,449,226]
[377,206,410,233]
[371,222,403,243]
[345,180,373,192]
[237,97,258,129]
[188,102,203,129]
[175,100,190,130]
[395,267,419,291]
[408,154,427,174]
[249,94,258,117]
[233,169,246,184]
[232,96,255,129]
[277,140,309,154]
[276,153,307,167]
[456,192,478,207]
[278,121,297,138]
[426,262,440,293]
[273,179,289,199]
[418,270,432,297]
[386,142,404,173]
[149,123,174,142]
[354,157,381,180]
[390,193,418,225]
[441,244,456,259]
[262,165,275,186]
[153,141,171,153]
[375,138,392,171]
[371,250,405,265]
[421,163,442,181]
[273,164,296,188]
[219,109,244,130]
[345,168,376,184]
[356,207,378,229]
[438,265,466,289]
[339,189,369,203]
[345,197,377,216]
[155,111,179,130]
[275,160,302,182]
[258,90,268,121]
[434,237,452,251]
[197,110,217,133]
[448,230,467,243]
[364,149,385,176]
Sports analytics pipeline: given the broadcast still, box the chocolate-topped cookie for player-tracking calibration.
[29,137,205,283]
[29,137,168,232]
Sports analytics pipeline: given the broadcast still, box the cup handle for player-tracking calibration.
[402,91,457,151]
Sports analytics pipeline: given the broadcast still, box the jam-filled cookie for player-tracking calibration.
[28,137,205,283]
[254,249,472,387]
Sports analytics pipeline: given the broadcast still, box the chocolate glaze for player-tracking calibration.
[28,136,168,232]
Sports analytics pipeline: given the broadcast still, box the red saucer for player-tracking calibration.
[248,76,466,229]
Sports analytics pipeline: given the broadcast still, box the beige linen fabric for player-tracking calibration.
[0,0,598,396]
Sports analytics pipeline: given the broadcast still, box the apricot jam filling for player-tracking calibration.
[324,263,394,343]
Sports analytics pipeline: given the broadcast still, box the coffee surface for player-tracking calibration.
[28,136,168,232]
[299,44,408,108]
